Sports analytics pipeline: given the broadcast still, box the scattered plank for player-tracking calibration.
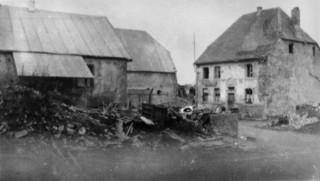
[126,122,134,136]
[15,130,28,139]
[140,116,155,125]
[163,129,186,143]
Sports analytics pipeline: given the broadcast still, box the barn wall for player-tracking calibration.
[0,53,17,88]
[127,72,177,107]
[84,58,127,106]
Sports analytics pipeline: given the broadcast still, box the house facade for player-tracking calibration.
[115,29,177,108]
[0,5,131,106]
[195,7,320,118]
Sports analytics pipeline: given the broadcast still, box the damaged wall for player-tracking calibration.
[84,58,128,106]
[0,54,128,106]
[262,39,320,116]
[127,72,177,107]
[196,39,320,118]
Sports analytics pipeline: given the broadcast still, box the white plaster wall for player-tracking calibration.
[196,61,262,108]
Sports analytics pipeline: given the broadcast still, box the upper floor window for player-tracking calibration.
[246,64,253,77]
[289,43,294,54]
[245,88,253,104]
[214,66,221,79]
[313,46,316,56]
[203,67,209,79]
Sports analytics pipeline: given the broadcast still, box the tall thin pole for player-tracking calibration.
[193,32,196,62]
[193,32,198,106]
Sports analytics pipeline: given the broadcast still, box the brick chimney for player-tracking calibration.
[256,7,262,16]
[28,0,35,11]
[291,7,300,27]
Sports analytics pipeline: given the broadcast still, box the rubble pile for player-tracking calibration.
[284,112,319,129]
[270,104,320,130]
[0,85,242,151]
[0,85,139,139]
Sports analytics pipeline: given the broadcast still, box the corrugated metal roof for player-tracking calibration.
[195,8,317,65]
[115,28,176,73]
[0,5,131,60]
[14,52,94,78]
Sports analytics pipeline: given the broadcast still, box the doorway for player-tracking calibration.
[228,93,235,108]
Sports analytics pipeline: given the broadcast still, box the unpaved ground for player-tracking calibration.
[1,121,319,181]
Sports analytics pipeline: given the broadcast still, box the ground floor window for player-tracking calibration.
[214,88,220,102]
[202,88,209,102]
[245,88,253,104]
[77,78,94,88]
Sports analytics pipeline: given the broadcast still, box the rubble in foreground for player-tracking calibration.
[0,85,247,151]
[265,104,320,134]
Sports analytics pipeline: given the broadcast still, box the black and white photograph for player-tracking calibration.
[0,0,319,180]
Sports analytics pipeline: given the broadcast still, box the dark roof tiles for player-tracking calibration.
[195,7,317,65]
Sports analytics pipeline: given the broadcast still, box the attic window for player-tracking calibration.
[313,46,316,56]
[214,66,221,79]
[289,43,294,54]
[246,64,253,77]
[203,67,209,79]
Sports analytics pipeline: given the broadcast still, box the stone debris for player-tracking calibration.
[286,112,319,129]
[15,130,28,138]
[270,104,320,130]
[0,85,242,151]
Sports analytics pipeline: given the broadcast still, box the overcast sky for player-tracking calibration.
[1,0,319,84]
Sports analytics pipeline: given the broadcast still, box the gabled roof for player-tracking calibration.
[0,5,131,60]
[115,28,176,73]
[195,7,317,65]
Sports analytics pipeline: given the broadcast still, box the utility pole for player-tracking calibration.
[193,32,196,62]
[193,32,198,106]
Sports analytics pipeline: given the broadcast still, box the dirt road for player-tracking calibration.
[1,122,319,181]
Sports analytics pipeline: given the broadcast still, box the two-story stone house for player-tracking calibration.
[195,7,320,118]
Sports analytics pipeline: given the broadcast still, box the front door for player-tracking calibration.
[228,93,235,108]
